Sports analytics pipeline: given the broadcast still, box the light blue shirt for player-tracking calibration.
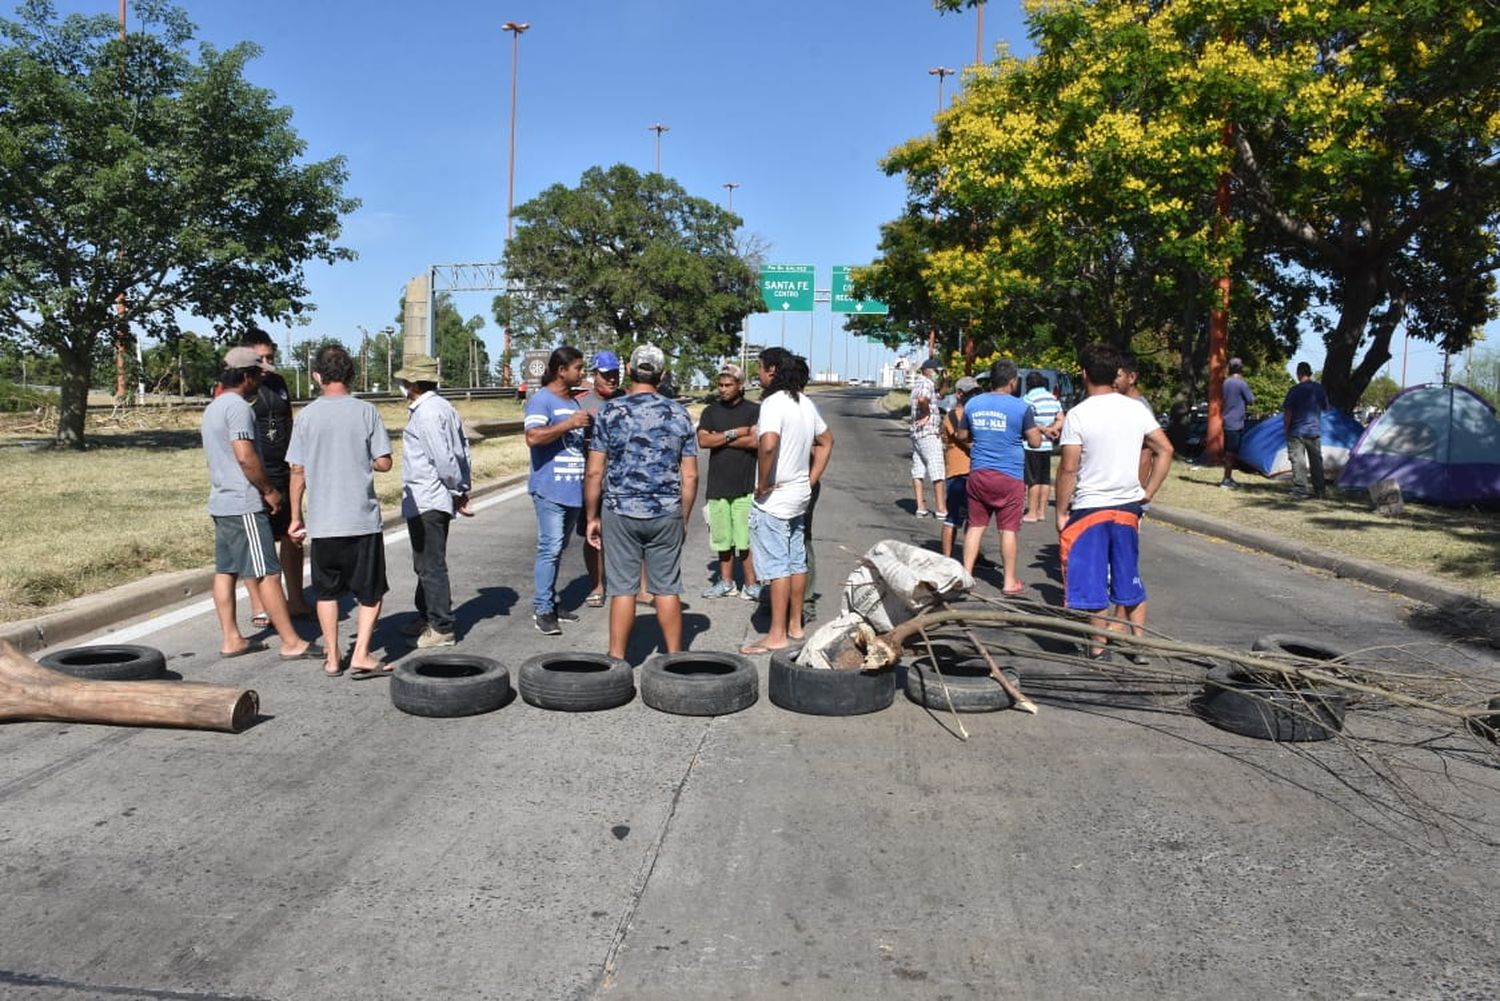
[401,391,471,518]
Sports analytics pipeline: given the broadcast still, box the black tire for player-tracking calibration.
[640,652,758,716]
[518,652,634,712]
[905,655,1021,713]
[768,645,895,716]
[1194,664,1346,742]
[1250,634,1349,663]
[390,654,511,718]
[36,644,167,681]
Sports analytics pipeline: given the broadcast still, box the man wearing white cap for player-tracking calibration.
[395,355,472,649]
[909,357,947,519]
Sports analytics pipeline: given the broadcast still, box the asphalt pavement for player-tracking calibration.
[2,388,1498,1001]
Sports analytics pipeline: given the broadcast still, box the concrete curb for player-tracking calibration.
[0,473,528,656]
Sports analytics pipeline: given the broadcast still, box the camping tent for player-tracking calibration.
[1238,409,1366,481]
[1337,384,1500,506]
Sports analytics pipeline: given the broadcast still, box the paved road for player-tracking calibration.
[2,389,1497,1000]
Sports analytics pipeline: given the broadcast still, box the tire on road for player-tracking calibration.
[640,651,758,716]
[36,644,168,681]
[905,655,1021,713]
[768,645,895,716]
[1250,634,1349,663]
[1194,664,1346,742]
[390,654,511,718]
[518,652,634,712]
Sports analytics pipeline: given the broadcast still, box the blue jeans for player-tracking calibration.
[531,492,579,614]
[749,506,807,582]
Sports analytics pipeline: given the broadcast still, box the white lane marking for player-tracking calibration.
[85,484,530,646]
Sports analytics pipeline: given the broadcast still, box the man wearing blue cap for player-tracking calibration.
[574,349,623,605]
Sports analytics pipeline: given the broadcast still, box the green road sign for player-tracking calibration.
[831,266,889,314]
[760,264,815,312]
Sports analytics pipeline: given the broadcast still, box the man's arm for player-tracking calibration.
[808,428,833,487]
[232,439,280,512]
[583,450,606,549]
[679,454,698,522]
[288,464,307,539]
[1053,444,1080,533]
[755,431,780,498]
[525,408,589,447]
[1141,428,1174,502]
[1023,426,1044,448]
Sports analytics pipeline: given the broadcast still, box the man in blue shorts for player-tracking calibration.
[1054,343,1174,661]
[584,344,698,660]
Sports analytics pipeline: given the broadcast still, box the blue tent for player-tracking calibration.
[1238,409,1367,481]
[1338,384,1500,506]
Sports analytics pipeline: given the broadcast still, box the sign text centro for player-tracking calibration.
[759,264,815,313]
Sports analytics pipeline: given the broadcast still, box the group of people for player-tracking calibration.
[203,336,470,678]
[1219,356,1329,500]
[913,347,1174,660]
[521,343,830,659]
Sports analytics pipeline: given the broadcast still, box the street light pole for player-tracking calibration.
[975,0,985,64]
[722,181,739,211]
[500,20,529,388]
[648,123,670,173]
[928,66,954,114]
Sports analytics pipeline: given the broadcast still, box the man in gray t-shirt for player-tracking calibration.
[287,345,393,678]
[202,346,317,661]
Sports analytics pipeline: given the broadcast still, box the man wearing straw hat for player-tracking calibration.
[395,355,472,649]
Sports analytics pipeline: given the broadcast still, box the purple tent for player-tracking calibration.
[1337,384,1500,506]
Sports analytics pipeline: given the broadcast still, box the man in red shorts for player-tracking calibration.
[1054,343,1174,661]
[956,359,1043,594]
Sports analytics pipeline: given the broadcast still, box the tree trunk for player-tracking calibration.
[1320,269,1381,411]
[54,343,92,450]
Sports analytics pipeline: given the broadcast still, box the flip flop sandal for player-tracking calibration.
[585,593,606,608]
[219,642,269,659]
[250,614,271,628]
[349,662,395,681]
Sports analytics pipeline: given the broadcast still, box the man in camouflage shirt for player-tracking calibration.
[584,343,699,660]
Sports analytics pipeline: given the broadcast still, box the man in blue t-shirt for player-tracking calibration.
[585,343,699,660]
[1281,361,1329,499]
[957,359,1043,594]
[1219,357,1255,488]
[524,346,589,634]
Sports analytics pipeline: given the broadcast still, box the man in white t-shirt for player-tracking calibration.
[1054,342,1174,662]
[741,348,832,656]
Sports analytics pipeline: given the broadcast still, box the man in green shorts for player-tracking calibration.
[696,363,760,600]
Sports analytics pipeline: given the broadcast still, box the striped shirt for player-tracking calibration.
[1023,387,1062,453]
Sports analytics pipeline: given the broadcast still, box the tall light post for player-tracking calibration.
[975,0,985,64]
[928,66,954,113]
[648,123,670,173]
[500,20,529,388]
[722,181,739,211]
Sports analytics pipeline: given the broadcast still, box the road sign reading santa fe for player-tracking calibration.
[831,266,889,314]
[759,264,815,312]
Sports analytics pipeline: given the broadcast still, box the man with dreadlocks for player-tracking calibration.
[740,348,833,655]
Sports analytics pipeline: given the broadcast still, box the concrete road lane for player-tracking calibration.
[2,388,1497,1001]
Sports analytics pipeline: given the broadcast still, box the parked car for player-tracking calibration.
[973,366,1079,406]
[516,380,527,401]
[847,377,864,387]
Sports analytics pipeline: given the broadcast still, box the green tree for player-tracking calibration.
[141,331,218,397]
[495,164,765,380]
[0,1,357,447]
[432,294,488,388]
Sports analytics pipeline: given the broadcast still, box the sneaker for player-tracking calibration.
[555,608,580,623]
[415,627,456,649]
[740,583,765,602]
[701,579,738,599]
[533,611,562,635]
[1218,478,1238,489]
[400,618,427,637]
[914,509,932,518]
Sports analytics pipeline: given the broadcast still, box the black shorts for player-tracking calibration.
[309,533,388,606]
[264,476,292,541]
[1224,427,1244,454]
[1024,450,1052,486]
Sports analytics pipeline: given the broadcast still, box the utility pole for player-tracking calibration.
[500,20,530,388]
[649,123,670,173]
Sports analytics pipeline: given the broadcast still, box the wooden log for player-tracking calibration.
[0,641,259,734]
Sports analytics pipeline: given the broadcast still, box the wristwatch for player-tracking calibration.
[724,428,739,441]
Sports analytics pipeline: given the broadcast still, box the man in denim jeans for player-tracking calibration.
[1281,361,1328,499]
[524,346,589,634]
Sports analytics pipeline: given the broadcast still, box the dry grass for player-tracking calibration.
[0,401,531,623]
[1158,463,1500,601]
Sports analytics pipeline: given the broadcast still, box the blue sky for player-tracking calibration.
[55,1,1475,385]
